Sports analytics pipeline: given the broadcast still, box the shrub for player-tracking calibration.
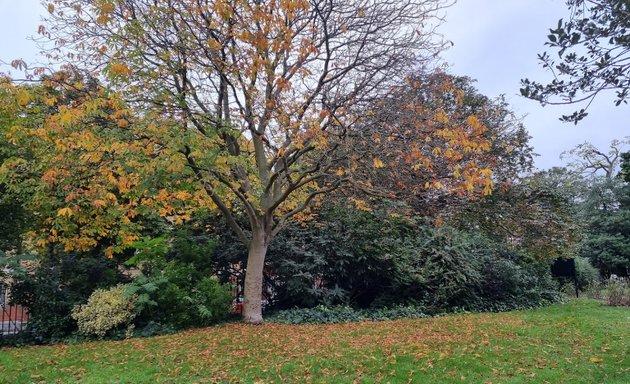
[267,294,566,325]
[9,251,126,342]
[190,276,233,324]
[124,231,232,332]
[216,204,562,312]
[575,256,600,290]
[269,305,428,324]
[71,285,137,338]
[127,265,232,331]
[606,277,630,307]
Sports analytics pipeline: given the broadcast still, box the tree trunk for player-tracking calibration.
[242,227,267,324]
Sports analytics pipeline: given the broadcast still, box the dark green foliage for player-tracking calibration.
[261,206,415,309]
[269,292,565,325]
[620,152,630,182]
[579,216,630,276]
[213,204,561,312]
[9,251,126,342]
[126,271,232,331]
[577,176,630,276]
[127,230,232,332]
[574,256,600,290]
[0,131,32,252]
[395,225,483,309]
[268,305,429,324]
[0,189,30,252]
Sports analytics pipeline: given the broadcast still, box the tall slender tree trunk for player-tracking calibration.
[242,226,267,324]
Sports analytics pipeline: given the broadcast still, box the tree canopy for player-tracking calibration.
[13,0,493,323]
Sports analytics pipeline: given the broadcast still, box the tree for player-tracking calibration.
[576,149,630,276]
[561,137,630,179]
[451,167,581,261]
[520,0,630,123]
[0,111,32,252]
[34,0,473,323]
[577,176,630,276]
[0,72,205,257]
[359,73,533,217]
[620,151,630,181]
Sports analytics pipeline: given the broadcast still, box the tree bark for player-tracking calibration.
[242,226,268,324]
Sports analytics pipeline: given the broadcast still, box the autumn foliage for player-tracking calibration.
[0,73,213,257]
[0,0,547,324]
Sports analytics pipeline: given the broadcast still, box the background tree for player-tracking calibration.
[561,137,630,179]
[0,106,31,252]
[450,167,580,262]
[520,0,630,122]
[38,0,471,323]
[338,73,525,218]
[574,148,630,276]
[619,151,630,181]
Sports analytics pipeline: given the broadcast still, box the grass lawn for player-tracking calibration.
[0,300,628,383]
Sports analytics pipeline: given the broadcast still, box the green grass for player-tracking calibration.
[1,300,628,383]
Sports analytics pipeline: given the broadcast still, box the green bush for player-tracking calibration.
[190,276,233,324]
[9,251,126,342]
[269,305,428,324]
[71,285,137,338]
[128,264,232,330]
[123,230,232,332]
[575,256,600,290]
[268,293,566,325]
[213,204,563,313]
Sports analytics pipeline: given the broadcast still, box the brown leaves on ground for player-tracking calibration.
[1,302,627,383]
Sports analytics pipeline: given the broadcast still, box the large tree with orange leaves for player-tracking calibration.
[25,0,501,323]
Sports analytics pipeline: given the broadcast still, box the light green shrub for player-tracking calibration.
[575,256,600,290]
[71,284,137,338]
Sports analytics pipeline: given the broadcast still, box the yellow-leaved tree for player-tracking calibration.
[0,71,213,257]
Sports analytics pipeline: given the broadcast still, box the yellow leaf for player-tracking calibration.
[47,3,54,13]
[590,357,603,363]
[16,91,31,106]
[59,111,75,125]
[110,63,132,77]
[57,207,73,217]
[373,158,384,168]
[43,96,57,106]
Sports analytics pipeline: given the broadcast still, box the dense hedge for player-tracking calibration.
[214,206,562,313]
[3,206,566,343]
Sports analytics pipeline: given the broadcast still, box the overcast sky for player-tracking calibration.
[1,0,628,170]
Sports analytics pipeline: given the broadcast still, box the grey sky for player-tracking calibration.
[1,0,628,170]
[439,0,629,170]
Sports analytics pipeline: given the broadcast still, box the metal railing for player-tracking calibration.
[0,284,29,337]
